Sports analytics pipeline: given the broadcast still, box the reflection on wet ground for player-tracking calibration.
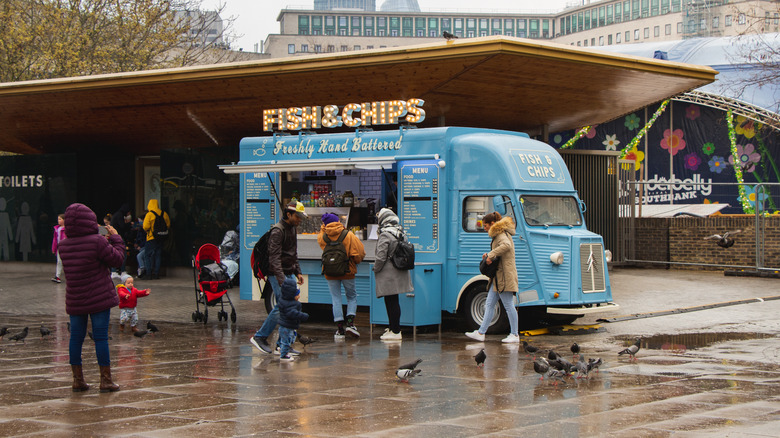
[1,314,779,437]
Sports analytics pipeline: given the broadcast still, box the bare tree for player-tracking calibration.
[0,0,243,82]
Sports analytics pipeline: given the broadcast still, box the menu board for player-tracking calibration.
[399,161,439,253]
[244,173,276,249]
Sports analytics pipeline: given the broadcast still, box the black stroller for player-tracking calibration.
[192,243,236,324]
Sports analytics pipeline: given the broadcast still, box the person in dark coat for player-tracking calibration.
[59,203,125,393]
[110,203,132,274]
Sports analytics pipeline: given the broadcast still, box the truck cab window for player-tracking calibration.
[520,195,582,226]
[462,195,515,232]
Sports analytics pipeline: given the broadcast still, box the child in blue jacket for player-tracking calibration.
[277,277,308,362]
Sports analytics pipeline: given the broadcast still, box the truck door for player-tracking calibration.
[369,159,442,327]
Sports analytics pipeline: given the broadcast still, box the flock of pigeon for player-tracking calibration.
[395,338,643,384]
[0,321,161,344]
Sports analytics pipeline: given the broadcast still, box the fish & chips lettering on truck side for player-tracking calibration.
[223,126,618,332]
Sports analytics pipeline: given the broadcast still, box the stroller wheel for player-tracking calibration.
[230,310,236,323]
[217,311,223,322]
[192,312,198,322]
[221,310,228,321]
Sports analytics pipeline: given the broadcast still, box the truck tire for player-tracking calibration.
[262,281,276,314]
[517,307,579,329]
[459,282,510,334]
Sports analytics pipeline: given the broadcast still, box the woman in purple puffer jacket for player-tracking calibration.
[59,203,125,393]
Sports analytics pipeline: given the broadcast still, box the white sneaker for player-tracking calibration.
[465,330,485,342]
[379,328,402,341]
[501,334,520,344]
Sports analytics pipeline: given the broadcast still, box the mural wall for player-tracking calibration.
[550,101,780,214]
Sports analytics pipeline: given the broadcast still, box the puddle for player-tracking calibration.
[617,332,776,352]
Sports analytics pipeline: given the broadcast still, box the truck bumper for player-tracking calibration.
[546,302,620,315]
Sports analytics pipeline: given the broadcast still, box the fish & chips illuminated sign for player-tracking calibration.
[263,98,425,131]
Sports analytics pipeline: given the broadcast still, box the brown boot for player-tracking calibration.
[71,365,90,392]
[99,366,120,393]
[130,325,138,333]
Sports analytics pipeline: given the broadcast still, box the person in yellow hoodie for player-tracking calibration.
[317,213,365,338]
[142,199,170,280]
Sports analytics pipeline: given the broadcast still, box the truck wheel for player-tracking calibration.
[517,307,578,329]
[459,282,510,334]
[263,281,276,314]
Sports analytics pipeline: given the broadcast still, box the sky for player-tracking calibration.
[205,0,575,52]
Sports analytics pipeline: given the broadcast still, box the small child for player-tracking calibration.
[277,277,309,362]
[51,214,65,283]
[116,276,150,332]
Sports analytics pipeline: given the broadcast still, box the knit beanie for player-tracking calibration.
[321,213,340,225]
[376,207,396,226]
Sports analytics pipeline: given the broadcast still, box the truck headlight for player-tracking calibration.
[605,249,613,263]
[550,251,564,265]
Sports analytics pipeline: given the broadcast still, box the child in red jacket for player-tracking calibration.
[117,276,150,332]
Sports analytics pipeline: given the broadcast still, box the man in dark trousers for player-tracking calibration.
[250,201,307,355]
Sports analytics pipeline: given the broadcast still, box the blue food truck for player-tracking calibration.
[222,99,617,332]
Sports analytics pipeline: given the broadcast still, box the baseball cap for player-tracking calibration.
[286,201,308,219]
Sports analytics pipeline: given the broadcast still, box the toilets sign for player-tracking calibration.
[0,175,44,188]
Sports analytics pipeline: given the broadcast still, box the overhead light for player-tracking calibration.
[550,251,564,265]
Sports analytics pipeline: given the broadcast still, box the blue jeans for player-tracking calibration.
[327,278,357,322]
[254,274,296,346]
[478,284,519,336]
[144,239,162,275]
[278,326,296,357]
[69,308,111,366]
[136,247,146,272]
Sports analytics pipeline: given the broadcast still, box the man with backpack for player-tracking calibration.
[142,199,170,280]
[250,201,307,355]
[317,213,366,338]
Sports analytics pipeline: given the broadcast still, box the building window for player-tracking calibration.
[301,44,308,52]
[644,27,649,38]
[389,29,396,36]
[504,19,513,29]
[599,36,604,45]
[665,23,671,35]
[455,18,463,29]
[288,44,295,54]
[468,31,475,37]
[417,29,424,36]
[677,22,682,33]
[467,18,476,28]
[352,28,360,35]
[340,45,347,51]
[738,13,746,25]
[583,39,588,46]
[775,13,779,26]
[725,15,732,26]
[713,16,719,29]
[430,30,437,37]
[634,29,640,39]
[591,37,596,46]
[326,16,334,26]
[456,31,463,37]
[378,16,386,27]
[340,29,347,35]
[654,25,659,37]
[339,16,347,27]
[365,16,373,26]
[480,31,487,37]
[365,28,372,36]
[480,18,488,29]
[351,16,361,28]
[625,30,630,41]
[367,45,373,49]
[314,44,321,53]
[353,45,361,50]
[616,32,621,43]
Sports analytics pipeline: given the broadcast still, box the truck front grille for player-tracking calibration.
[580,243,606,293]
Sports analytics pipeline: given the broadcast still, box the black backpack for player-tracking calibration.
[389,232,415,270]
[151,211,169,240]
[321,230,350,277]
[251,224,284,280]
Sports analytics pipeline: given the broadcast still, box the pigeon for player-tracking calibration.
[146,321,159,334]
[548,349,561,361]
[9,327,29,343]
[40,324,51,338]
[297,334,318,348]
[548,356,574,373]
[570,343,580,357]
[572,355,589,379]
[133,329,149,339]
[396,358,423,382]
[546,368,568,385]
[522,341,539,358]
[618,338,641,361]
[704,229,741,248]
[442,30,458,40]
[474,349,486,367]
[533,359,550,380]
[587,357,603,373]
[0,327,8,340]
[88,331,112,341]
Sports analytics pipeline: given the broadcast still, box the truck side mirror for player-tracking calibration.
[579,200,587,213]
[492,195,507,215]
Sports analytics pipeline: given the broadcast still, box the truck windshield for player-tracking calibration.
[520,195,582,227]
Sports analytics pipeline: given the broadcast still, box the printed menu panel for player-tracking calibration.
[244,173,276,249]
[400,161,439,253]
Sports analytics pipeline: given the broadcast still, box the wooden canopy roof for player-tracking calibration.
[0,36,716,155]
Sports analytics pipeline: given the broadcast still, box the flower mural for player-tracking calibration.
[683,152,702,171]
[708,155,727,174]
[728,143,761,172]
[624,113,640,130]
[734,116,756,139]
[742,185,768,209]
[585,125,597,139]
[660,128,686,156]
[623,145,645,171]
[685,104,700,120]
[603,134,619,151]
[701,142,715,155]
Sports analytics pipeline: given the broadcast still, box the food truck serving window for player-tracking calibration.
[520,195,582,227]
[462,195,515,232]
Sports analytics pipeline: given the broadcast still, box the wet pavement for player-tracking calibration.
[1,262,779,437]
